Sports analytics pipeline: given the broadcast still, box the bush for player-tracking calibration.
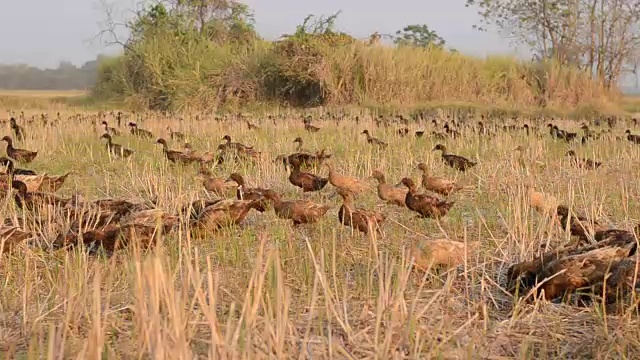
[93,3,617,113]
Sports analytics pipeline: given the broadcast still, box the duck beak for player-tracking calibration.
[224,177,233,183]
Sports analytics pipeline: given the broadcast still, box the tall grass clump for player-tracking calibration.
[93,1,618,113]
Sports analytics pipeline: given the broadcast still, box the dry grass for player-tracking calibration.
[1,100,640,358]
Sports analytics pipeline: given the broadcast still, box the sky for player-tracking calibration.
[0,0,523,69]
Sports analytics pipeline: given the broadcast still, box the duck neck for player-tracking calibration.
[296,141,302,151]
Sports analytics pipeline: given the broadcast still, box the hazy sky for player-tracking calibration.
[0,0,522,69]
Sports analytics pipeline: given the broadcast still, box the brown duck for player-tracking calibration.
[361,130,388,148]
[0,225,31,255]
[1,136,37,163]
[288,158,329,192]
[370,170,406,207]
[128,122,154,139]
[556,205,607,245]
[191,198,263,231]
[564,150,602,170]
[197,167,236,197]
[263,189,330,226]
[416,163,463,196]
[432,144,476,172]
[167,127,185,141]
[399,178,455,219]
[337,188,386,234]
[156,138,197,164]
[101,121,120,136]
[325,162,368,195]
[101,133,134,158]
[0,156,36,175]
[225,173,270,212]
[220,135,253,151]
[277,148,332,169]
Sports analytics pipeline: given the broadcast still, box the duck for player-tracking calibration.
[556,205,607,245]
[60,210,177,255]
[9,117,25,141]
[128,122,154,139]
[11,180,72,211]
[277,148,332,169]
[263,189,330,226]
[565,150,602,170]
[167,127,185,141]
[416,163,464,196]
[197,167,236,197]
[288,158,329,192]
[0,225,31,255]
[100,133,134,158]
[432,144,476,172]
[303,118,320,132]
[361,130,388,148]
[1,136,37,163]
[156,138,197,164]
[190,198,264,231]
[220,135,253,151]
[370,170,406,207]
[101,121,120,136]
[325,162,369,195]
[624,129,640,144]
[293,137,312,153]
[336,188,385,235]
[0,156,35,175]
[399,177,455,219]
[246,120,259,130]
[225,173,270,212]
[410,238,467,270]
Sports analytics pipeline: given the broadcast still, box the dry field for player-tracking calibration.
[1,102,640,359]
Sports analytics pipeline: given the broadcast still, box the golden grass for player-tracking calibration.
[0,102,640,358]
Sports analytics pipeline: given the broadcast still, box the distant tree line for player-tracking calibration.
[0,57,104,90]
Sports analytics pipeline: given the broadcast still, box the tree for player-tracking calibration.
[465,0,640,88]
[394,24,445,48]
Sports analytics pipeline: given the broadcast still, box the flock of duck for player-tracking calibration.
[1,111,640,307]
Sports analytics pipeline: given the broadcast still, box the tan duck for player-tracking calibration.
[337,188,385,234]
[197,167,236,197]
[225,173,270,212]
[263,189,330,226]
[0,157,71,193]
[432,144,476,172]
[191,198,263,231]
[288,158,329,192]
[325,162,368,195]
[12,180,73,211]
[0,225,32,255]
[1,136,38,163]
[156,138,197,164]
[399,178,455,219]
[416,163,463,196]
[370,170,406,207]
[101,133,134,158]
[410,238,467,270]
